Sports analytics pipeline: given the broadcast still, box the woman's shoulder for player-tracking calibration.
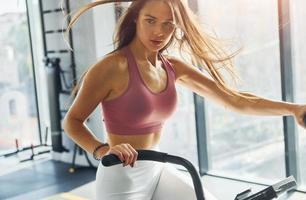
[163,55,184,81]
[84,49,128,90]
[94,48,128,73]
[92,49,130,89]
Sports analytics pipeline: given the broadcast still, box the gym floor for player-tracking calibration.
[0,153,96,200]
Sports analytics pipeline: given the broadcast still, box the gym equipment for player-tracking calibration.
[101,114,305,199]
[102,150,297,200]
[235,176,296,200]
[0,127,51,161]
[101,114,306,199]
[44,57,68,153]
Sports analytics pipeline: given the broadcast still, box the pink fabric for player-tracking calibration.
[101,46,177,135]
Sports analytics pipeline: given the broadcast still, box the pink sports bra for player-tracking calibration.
[101,46,177,135]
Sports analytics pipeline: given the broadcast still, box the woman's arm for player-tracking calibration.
[167,57,306,128]
[230,92,306,128]
[63,56,116,156]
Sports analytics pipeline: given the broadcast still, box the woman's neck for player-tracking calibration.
[129,38,160,67]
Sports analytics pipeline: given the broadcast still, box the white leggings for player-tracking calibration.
[95,145,218,200]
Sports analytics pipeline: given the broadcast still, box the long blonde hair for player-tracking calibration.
[64,0,259,101]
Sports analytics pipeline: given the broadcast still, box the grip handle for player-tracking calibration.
[101,150,168,167]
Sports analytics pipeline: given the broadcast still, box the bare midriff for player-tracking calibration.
[106,131,162,150]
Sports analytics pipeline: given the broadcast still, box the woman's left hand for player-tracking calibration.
[292,104,306,129]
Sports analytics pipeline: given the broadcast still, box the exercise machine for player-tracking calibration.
[101,115,306,200]
[102,150,297,200]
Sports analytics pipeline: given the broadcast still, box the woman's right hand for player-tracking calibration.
[106,143,138,167]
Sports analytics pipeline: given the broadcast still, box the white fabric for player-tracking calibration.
[152,163,218,200]
[95,145,218,200]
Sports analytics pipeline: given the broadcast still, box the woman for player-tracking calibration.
[63,0,306,199]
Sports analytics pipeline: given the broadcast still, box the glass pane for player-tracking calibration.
[291,0,306,190]
[160,85,198,168]
[198,0,285,182]
[0,0,40,155]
